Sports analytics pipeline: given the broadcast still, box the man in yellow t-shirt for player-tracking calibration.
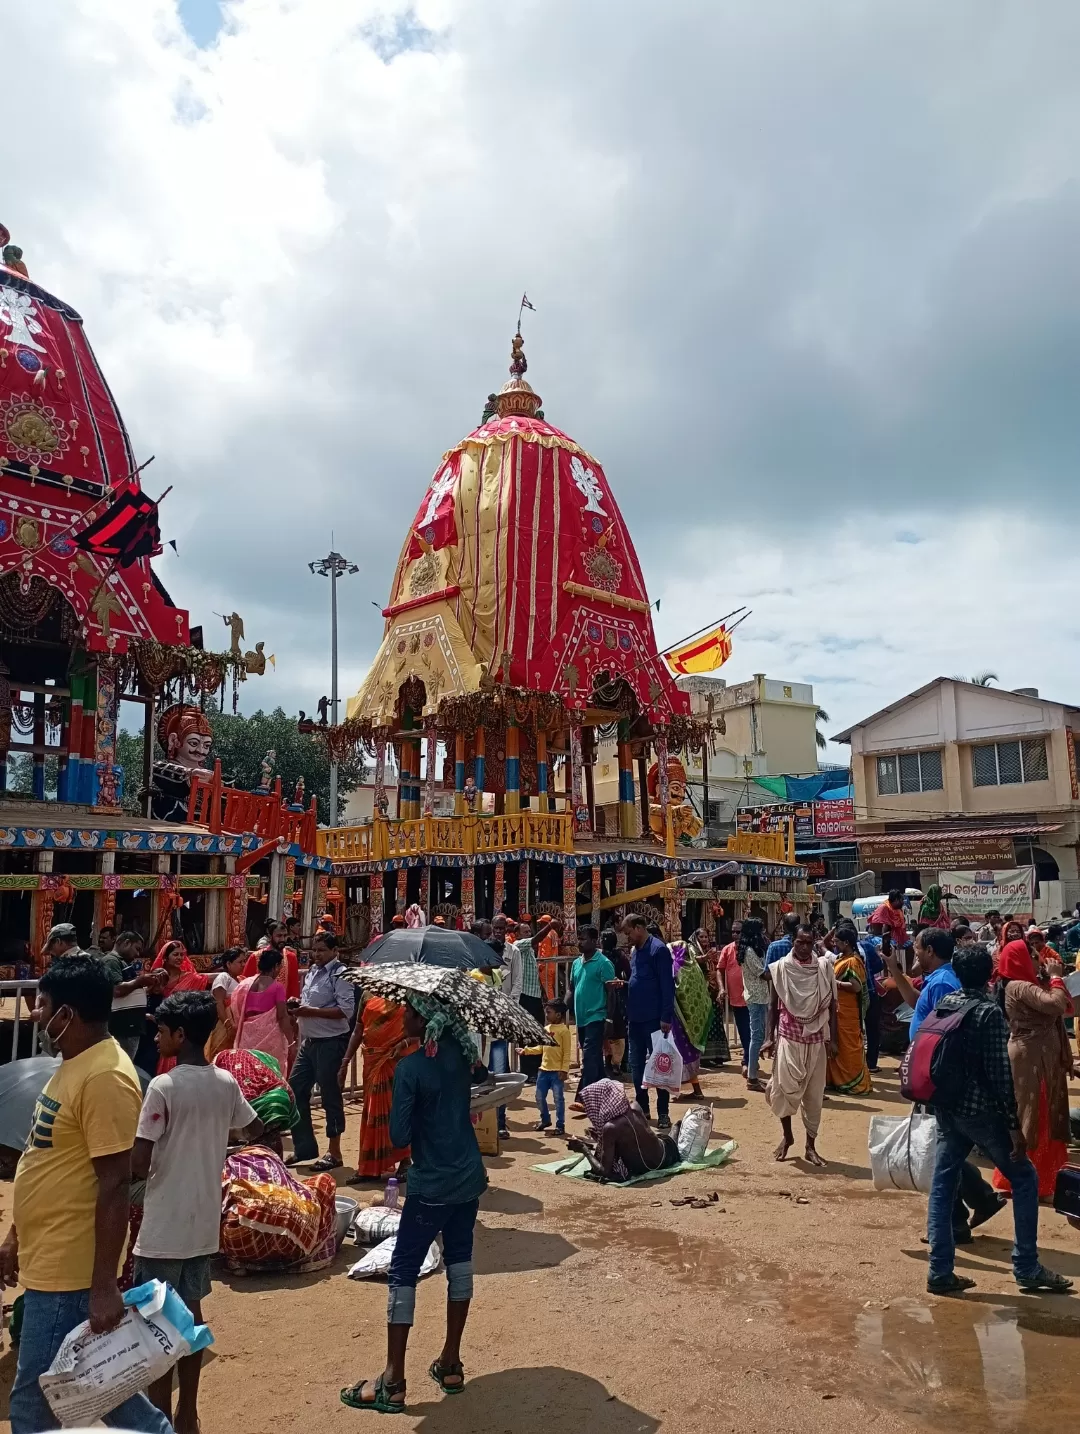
[0,955,173,1434]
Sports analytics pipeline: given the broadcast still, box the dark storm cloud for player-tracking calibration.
[4,0,1078,717]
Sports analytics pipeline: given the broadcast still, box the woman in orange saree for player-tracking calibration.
[825,928,873,1095]
[342,997,417,1181]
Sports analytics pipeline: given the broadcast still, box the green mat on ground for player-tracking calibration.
[531,1139,736,1184]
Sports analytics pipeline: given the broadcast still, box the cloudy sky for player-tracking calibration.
[8,0,1079,755]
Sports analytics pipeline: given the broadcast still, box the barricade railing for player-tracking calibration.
[2,979,40,1062]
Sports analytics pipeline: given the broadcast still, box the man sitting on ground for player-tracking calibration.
[568,1078,680,1181]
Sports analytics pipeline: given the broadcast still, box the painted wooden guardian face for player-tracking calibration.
[158,704,213,772]
[173,729,212,768]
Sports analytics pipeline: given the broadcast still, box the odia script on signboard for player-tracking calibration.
[939,867,1036,921]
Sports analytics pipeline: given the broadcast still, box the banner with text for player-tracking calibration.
[939,867,1036,921]
[813,798,855,840]
[737,803,813,841]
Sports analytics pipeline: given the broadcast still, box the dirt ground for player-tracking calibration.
[3,1054,1080,1434]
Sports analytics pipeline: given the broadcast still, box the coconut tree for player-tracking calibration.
[815,707,830,751]
[952,672,998,687]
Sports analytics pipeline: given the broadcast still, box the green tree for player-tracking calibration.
[117,708,365,825]
[815,706,831,752]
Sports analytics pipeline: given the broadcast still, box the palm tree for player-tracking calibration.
[815,706,830,751]
[952,672,998,686]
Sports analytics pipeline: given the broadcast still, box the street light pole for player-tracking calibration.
[309,547,358,827]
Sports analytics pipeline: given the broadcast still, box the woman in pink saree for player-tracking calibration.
[232,947,295,1075]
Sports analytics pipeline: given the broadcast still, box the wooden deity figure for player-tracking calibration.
[151,704,213,822]
[647,756,703,846]
[257,749,276,793]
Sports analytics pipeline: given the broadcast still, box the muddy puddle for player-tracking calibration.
[566,1205,1080,1432]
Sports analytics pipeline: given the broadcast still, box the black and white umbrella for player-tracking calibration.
[343,963,554,1046]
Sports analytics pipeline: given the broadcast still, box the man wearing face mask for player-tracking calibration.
[1,955,174,1433]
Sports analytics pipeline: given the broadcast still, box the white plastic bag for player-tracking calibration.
[352,1205,402,1244]
[642,1030,683,1094]
[39,1280,213,1428]
[347,1234,441,1280]
[676,1105,713,1162]
[868,1113,938,1193]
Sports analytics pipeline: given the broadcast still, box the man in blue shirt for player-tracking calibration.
[764,912,800,973]
[621,914,675,1129]
[886,928,1004,1244]
[888,926,961,1040]
[342,993,487,1412]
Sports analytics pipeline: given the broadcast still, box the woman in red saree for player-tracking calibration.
[148,941,209,1073]
[232,948,295,1076]
[342,997,417,1181]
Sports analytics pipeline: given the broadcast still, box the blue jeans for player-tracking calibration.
[747,1002,768,1081]
[927,1110,1040,1282]
[536,1069,565,1128]
[628,1021,669,1120]
[731,1005,751,1066]
[11,1288,175,1433]
[576,1019,606,1093]
[489,1039,509,1131]
[387,1195,480,1326]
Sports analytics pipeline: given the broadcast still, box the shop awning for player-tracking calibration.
[860,823,1062,844]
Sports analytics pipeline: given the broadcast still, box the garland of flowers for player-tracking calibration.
[125,638,247,693]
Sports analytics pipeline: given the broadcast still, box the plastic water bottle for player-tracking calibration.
[383,1176,399,1209]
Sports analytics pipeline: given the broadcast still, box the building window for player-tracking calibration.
[971,738,1049,787]
[876,756,898,795]
[877,750,943,795]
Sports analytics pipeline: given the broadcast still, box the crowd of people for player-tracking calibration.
[4,891,1079,1429]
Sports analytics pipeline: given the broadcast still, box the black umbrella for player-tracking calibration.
[0,1054,151,1153]
[360,926,500,970]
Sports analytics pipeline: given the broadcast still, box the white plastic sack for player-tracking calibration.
[39,1279,213,1428]
[352,1205,402,1245]
[868,1113,938,1193]
[347,1234,441,1280]
[642,1030,683,1094]
[676,1105,714,1162]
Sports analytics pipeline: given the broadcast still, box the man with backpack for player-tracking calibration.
[888,929,1004,1244]
[921,943,1073,1296]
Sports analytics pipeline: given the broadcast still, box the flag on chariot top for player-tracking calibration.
[662,624,733,676]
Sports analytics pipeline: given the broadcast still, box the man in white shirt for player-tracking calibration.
[132,989,260,1434]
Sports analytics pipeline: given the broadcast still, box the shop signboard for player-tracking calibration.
[737,802,813,841]
[813,798,855,840]
[939,867,1035,921]
[857,834,1015,869]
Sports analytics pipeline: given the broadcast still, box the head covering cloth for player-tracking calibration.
[996,939,1037,983]
[579,1078,631,1134]
[405,991,480,1065]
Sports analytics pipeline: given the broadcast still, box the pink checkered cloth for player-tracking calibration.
[580,1078,631,1135]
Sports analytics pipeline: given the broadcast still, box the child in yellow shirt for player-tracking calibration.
[526,1000,571,1135]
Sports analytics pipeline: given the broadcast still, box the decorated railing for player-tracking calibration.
[318,809,574,863]
[188,761,319,854]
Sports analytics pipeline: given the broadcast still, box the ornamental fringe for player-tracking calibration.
[317,692,714,768]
